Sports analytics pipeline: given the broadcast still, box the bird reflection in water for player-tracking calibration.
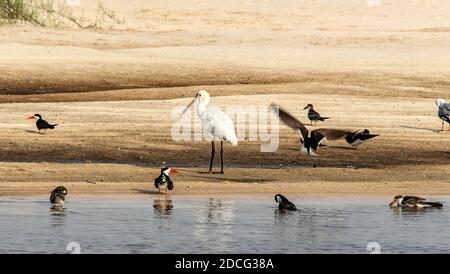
[193,198,234,247]
[274,207,301,226]
[153,197,174,218]
[207,198,225,224]
[50,206,65,213]
[49,207,66,227]
[390,206,431,218]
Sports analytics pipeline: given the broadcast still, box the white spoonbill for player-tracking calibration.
[183,90,237,174]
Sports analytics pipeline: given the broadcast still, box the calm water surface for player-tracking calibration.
[0,196,449,254]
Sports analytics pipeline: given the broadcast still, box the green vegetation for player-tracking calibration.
[0,0,124,29]
[0,0,44,25]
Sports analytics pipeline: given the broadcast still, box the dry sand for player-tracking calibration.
[0,0,449,197]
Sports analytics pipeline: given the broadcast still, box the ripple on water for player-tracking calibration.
[0,196,449,253]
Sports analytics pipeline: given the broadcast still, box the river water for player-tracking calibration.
[0,196,448,254]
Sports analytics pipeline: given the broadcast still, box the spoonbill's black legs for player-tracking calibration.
[220,141,224,174]
[208,141,224,174]
[209,141,215,173]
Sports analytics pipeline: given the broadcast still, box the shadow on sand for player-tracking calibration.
[400,125,441,133]
[132,189,161,195]
[24,129,41,134]
[188,173,274,183]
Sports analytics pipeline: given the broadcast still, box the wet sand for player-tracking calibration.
[1,163,449,197]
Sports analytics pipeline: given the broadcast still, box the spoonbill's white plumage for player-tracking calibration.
[183,90,237,174]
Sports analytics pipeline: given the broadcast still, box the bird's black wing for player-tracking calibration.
[309,131,326,151]
[439,103,450,119]
[286,202,297,210]
[50,191,56,203]
[41,119,51,128]
[308,109,321,120]
[154,174,165,189]
[309,109,330,121]
[439,107,450,123]
[402,196,425,205]
[346,130,379,143]
[345,130,359,143]
[442,102,450,112]
[270,103,308,141]
[355,133,379,141]
[314,129,352,140]
[38,119,56,129]
[310,129,351,151]
[423,201,444,208]
[277,194,297,210]
[167,178,174,190]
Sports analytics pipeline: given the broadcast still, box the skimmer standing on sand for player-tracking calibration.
[345,129,379,149]
[183,90,238,174]
[26,114,58,134]
[303,104,329,125]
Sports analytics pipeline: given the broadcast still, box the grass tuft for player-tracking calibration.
[0,0,44,26]
[0,0,124,29]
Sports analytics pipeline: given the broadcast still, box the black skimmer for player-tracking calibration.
[271,103,351,156]
[436,99,450,131]
[303,104,329,125]
[274,194,297,210]
[26,114,58,134]
[389,195,443,208]
[50,186,68,208]
[345,129,379,149]
[154,167,177,193]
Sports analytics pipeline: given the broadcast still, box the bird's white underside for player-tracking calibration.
[300,145,318,156]
[350,139,365,146]
[52,198,64,207]
[318,137,327,146]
